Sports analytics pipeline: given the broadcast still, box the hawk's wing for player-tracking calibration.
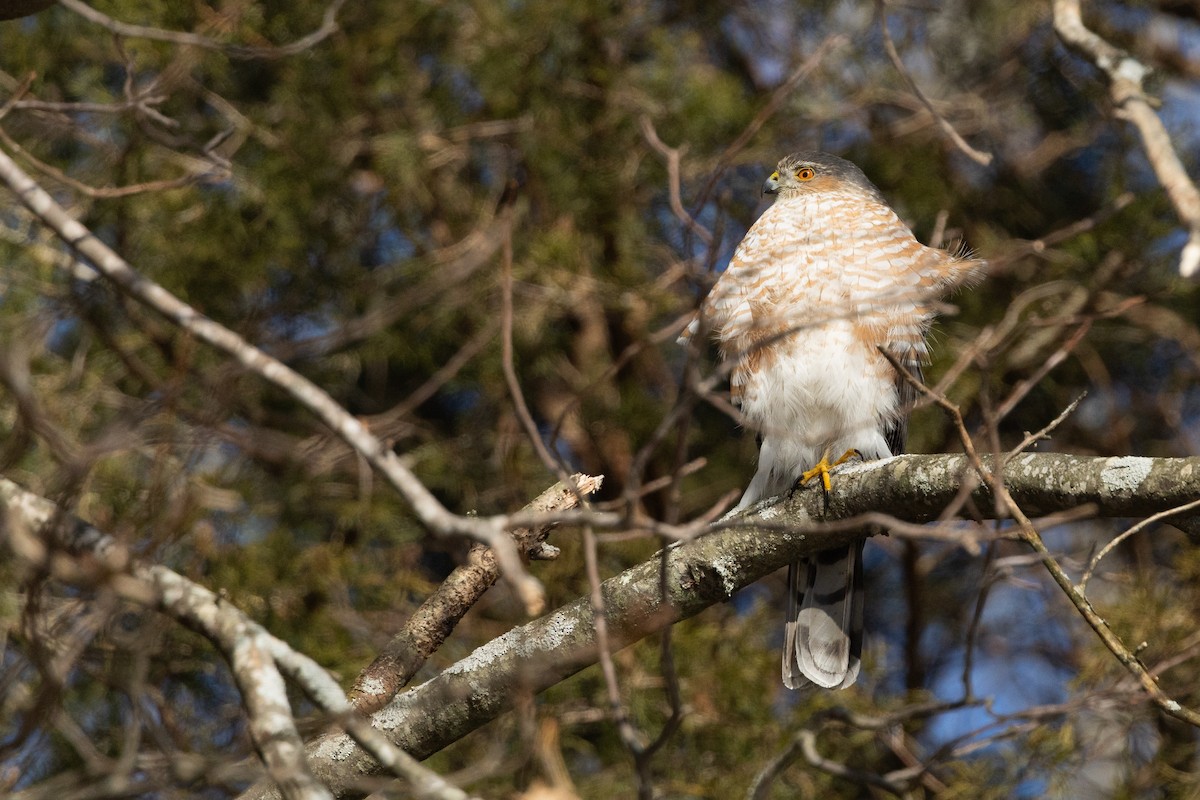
[678,202,797,348]
[884,356,920,457]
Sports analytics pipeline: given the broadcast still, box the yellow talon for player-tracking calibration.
[800,449,861,493]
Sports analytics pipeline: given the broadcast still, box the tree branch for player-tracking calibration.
[6,452,1196,798]
[56,0,347,60]
[0,143,545,614]
[237,452,1200,799]
[878,1,992,166]
[1053,0,1200,278]
[0,479,479,800]
[348,475,602,713]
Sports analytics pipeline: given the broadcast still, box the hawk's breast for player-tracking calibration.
[704,190,933,454]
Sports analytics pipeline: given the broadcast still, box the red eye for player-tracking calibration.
[796,167,816,181]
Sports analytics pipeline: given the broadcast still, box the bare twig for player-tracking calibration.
[499,228,575,491]
[0,71,36,121]
[639,118,713,248]
[986,193,1135,271]
[583,523,651,799]
[375,323,498,423]
[993,321,1091,422]
[749,729,908,798]
[58,0,348,61]
[1053,0,1200,277]
[691,35,849,214]
[1078,497,1200,591]
[961,542,997,700]
[0,123,225,198]
[878,1,993,166]
[1007,391,1086,458]
[879,348,987,477]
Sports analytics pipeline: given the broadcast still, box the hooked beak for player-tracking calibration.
[761,171,781,196]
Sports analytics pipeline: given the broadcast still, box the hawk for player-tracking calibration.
[684,151,981,689]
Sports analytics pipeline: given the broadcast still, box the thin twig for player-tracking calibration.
[986,193,1134,271]
[58,0,347,61]
[498,227,586,505]
[582,523,652,798]
[993,322,1091,422]
[878,1,993,166]
[961,542,997,701]
[1078,497,1200,592]
[749,729,907,798]
[639,117,713,248]
[1006,391,1087,458]
[372,322,498,423]
[0,123,224,198]
[0,71,36,121]
[692,35,849,214]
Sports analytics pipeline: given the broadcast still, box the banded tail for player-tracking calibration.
[782,542,864,690]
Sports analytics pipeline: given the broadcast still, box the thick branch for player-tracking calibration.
[253,452,1199,799]
[349,475,602,713]
[818,452,1198,529]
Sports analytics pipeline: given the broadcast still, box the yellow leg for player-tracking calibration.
[800,449,861,493]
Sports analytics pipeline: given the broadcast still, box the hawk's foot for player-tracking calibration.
[799,448,862,493]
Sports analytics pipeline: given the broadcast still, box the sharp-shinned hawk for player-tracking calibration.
[683,151,981,689]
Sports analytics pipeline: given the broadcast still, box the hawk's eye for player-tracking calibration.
[796,167,816,181]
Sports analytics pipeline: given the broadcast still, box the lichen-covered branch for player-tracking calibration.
[255,452,1199,799]
[349,474,602,713]
[810,452,1199,530]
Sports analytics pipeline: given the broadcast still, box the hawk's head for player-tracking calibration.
[761,151,885,203]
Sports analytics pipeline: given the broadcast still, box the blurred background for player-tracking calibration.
[1,0,1200,797]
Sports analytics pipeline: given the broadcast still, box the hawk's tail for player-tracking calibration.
[782,542,864,690]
